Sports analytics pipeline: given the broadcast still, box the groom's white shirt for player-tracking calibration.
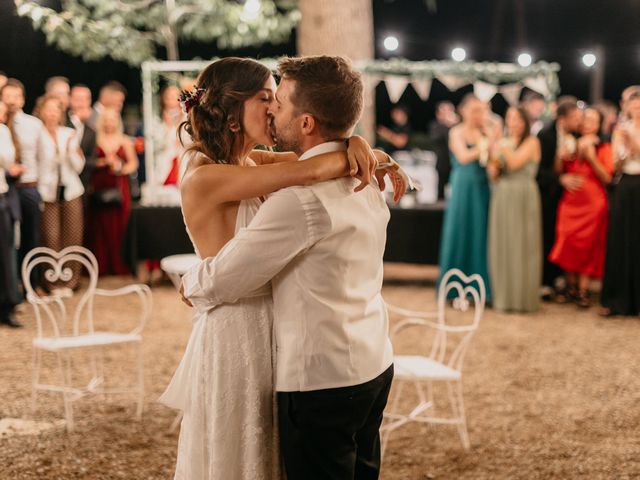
[183,140,394,392]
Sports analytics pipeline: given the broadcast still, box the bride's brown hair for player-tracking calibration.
[180,57,272,165]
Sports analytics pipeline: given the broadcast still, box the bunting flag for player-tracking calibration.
[411,78,433,101]
[384,75,411,103]
[437,74,470,92]
[499,83,523,106]
[523,75,549,97]
[473,81,499,102]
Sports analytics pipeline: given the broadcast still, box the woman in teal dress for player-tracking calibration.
[488,106,542,312]
[438,94,493,299]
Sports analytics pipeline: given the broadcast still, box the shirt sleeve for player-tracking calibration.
[0,125,15,169]
[182,187,331,309]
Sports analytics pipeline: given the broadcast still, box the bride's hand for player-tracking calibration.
[179,281,193,307]
[347,135,377,192]
[374,153,408,203]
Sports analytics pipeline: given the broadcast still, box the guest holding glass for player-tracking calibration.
[549,108,613,308]
[88,108,138,275]
[600,92,640,316]
[35,95,85,290]
[438,94,493,299]
[488,107,542,312]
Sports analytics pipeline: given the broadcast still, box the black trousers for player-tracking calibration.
[0,195,19,318]
[17,187,41,287]
[278,365,394,480]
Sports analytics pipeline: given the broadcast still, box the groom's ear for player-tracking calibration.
[300,113,316,136]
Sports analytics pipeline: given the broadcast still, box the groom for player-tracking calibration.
[182,55,394,479]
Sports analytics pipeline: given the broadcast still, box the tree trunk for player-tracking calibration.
[296,0,376,143]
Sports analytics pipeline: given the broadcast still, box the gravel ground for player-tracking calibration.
[1,265,639,479]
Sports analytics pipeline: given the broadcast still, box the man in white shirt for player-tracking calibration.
[182,56,394,480]
[1,79,43,285]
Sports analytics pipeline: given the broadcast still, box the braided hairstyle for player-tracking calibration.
[181,57,272,165]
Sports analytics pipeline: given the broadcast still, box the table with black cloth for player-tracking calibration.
[122,202,445,275]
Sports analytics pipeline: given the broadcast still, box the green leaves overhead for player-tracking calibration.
[14,0,300,66]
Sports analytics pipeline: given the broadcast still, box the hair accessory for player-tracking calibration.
[179,86,205,113]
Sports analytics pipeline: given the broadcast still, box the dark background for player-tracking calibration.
[1,0,638,130]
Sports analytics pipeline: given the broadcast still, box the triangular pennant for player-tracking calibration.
[384,75,411,103]
[499,83,523,106]
[473,81,498,102]
[437,74,469,92]
[523,76,549,97]
[411,78,433,101]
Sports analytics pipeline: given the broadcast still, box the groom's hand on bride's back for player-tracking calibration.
[179,282,193,307]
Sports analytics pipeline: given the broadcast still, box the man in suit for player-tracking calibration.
[183,55,394,480]
[68,84,97,188]
[537,99,584,299]
[429,100,458,200]
[87,81,127,130]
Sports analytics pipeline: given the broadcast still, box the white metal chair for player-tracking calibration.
[22,246,152,431]
[381,268,485,453]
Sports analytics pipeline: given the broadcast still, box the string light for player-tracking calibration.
[451,47,466,62]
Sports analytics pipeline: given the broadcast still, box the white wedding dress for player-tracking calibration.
[160,194,280,480]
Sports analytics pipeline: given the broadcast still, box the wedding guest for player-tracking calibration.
[34,95,85,290]
[619,85,640,121]
[521,91,546,136]
[87,81,127,129]
[44,76,71,113]
[68,84,97,188]
[488,106,542,312]
[429,100,458,199]
[594,100,618,142]
[549,107,613,308]
[153,84,186,186]
[0,79,43,281]
[88,108,137,275]
[600,92,640,316]
[537,100,583,300]
[438,93,493,299]
[0,100,21,327]
[377,104,411,152]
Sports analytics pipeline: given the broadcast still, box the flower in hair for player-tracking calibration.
[179,86,205,113]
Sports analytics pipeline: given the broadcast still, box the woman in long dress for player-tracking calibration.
[488,106,542,312]
[600,92,640,316]
[87,108,138,275]
[438,94,494,299]
[159,57,401,480]
[549,107,613,307]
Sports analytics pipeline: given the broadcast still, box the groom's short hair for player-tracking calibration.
[277,55,364,138]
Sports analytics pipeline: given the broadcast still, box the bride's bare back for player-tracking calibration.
[181,156,244,258]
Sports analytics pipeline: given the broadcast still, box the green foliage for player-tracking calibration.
[14,0,300,66]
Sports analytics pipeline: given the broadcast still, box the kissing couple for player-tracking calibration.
[160,55,406,480]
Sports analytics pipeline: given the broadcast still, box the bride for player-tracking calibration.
[160,57,404,479]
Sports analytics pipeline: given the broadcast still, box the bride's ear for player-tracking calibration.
[227,115,241,133]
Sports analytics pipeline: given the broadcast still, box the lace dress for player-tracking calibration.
[160,195,280,480]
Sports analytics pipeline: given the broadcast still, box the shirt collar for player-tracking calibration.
[299,140,347,161]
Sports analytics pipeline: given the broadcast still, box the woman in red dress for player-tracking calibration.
[88,108,138,275]
[549,107,613,307]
